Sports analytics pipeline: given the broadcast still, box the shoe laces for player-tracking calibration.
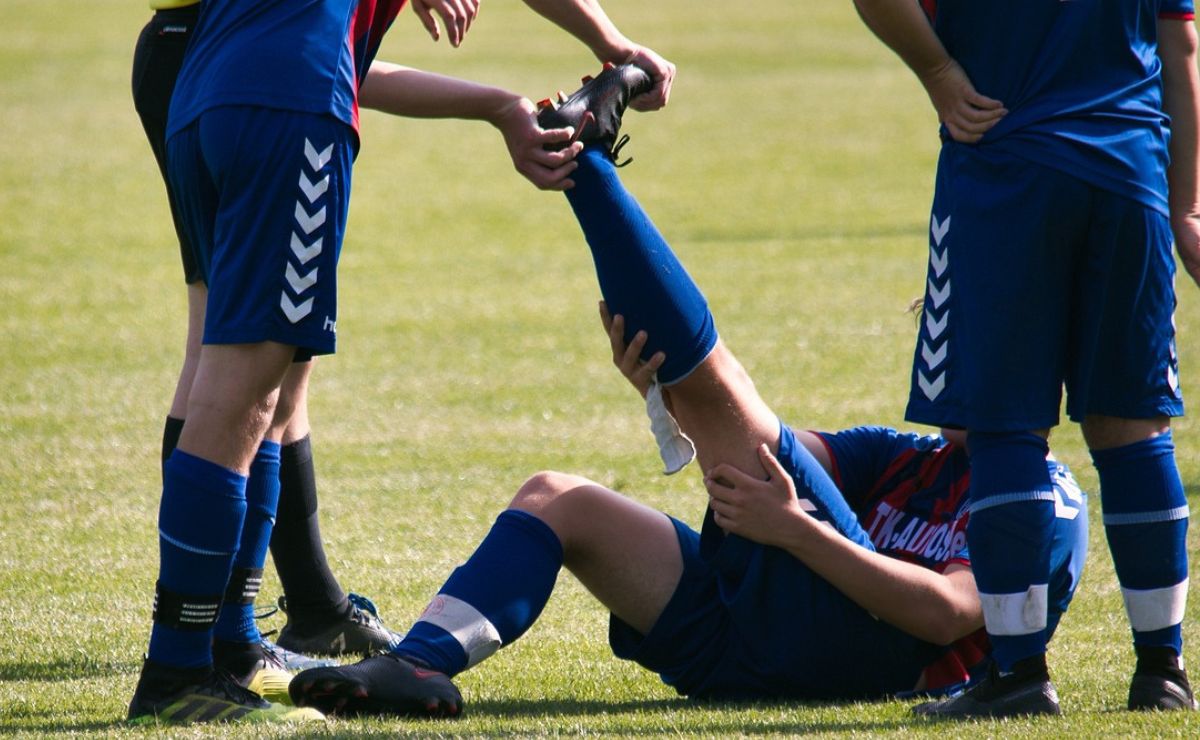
[610,134,633,168]
[258,641,288,672]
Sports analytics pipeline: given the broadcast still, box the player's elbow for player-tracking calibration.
[920,601,983,646]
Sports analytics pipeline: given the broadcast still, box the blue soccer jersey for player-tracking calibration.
[920,0,1196,215]
[166,0,406,140]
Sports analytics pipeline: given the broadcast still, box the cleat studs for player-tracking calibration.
[536,98,554,111]
[557,90,568,102]
[602,61,615,71]
[581,75,594,84]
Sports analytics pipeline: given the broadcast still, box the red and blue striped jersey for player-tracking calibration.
[166,0,406,139]
[918,0,1196,216]
[818,426,1087,693]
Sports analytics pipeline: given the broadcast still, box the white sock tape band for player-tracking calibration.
[416,594,502,668]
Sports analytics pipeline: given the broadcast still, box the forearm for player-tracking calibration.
[779,514,981,645]
[1160,19,1200,225]
[853,0,952,84]
[520,0,633,62]
[360,61,522,124]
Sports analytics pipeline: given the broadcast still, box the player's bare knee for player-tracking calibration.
[1081,414,1170,451]
[511,471,582,512]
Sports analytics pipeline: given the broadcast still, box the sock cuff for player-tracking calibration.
[281,435,313,466]
[165,450,247,498]
[497,509,564,564]
[1091,430,1174,468]
[162,417,185,463]
[161,452,248,554]
[966,430,1050,455]
[255,439,282,464]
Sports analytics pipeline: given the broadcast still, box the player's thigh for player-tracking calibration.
[1066,197,1182,423]
[907,146,1089,431]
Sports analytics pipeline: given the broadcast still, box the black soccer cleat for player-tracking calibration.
[536,63,652,166]
[289,653,463,718]
[1128,668,1198,711]
[912,660,1061,719]
[275,593,402,657]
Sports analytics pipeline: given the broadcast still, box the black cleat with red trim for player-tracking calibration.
[537,63,652,166]
[289,653,463,718]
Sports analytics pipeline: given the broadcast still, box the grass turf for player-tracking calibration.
[0,0,1197,736]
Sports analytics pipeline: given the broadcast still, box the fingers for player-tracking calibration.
[598,301,613,333]
[625,48,676,112]
[415,0,481,47]
[607,312,626,363]
[412,1,441,42]
[703,463,757,494]
[755,443,790,481]
[510,130,582,191]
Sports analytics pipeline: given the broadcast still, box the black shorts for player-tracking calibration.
[131,5,202,284]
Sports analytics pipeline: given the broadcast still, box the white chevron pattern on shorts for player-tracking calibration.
[285,262,318,293]
[281,293,314,323]
[290,233,323,265]
[282,138,332,326]
[304,139,333,171]
[920,213,953,401]
[299,172,330,203]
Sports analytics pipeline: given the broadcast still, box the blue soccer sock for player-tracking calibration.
[564,147,718,384]
[213,441,281,645]
[148,450,248,669]
[965,431,1056,673]
[1093,432,1189,655]
[393,509,563,676]
[778,425,874,550]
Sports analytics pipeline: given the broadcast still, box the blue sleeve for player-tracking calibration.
[816,426,941,509]
[1160,0,1195,18]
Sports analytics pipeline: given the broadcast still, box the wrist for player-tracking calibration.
[485,93,531,128]
[591,33,636,64]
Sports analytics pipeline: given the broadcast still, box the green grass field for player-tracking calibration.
[2,1,1198,736]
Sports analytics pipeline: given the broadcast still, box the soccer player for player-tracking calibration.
[284,69,1088,718]
[132,1,401,685]
[853,0,1199,716]
[126,1,675,726]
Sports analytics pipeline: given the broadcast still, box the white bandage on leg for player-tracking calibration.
[416,594,502,669]
[646,381,695,475]
[979,584,1049,636]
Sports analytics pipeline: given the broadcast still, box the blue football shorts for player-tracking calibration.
[906,142,1183,431]
[166,106,354,357]
[608,426,942,700]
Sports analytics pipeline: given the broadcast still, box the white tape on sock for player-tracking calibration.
[1122,579,1188,633]
[979,583,1049,636]
[416,594,502,668]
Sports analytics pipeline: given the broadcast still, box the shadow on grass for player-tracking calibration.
[0,697,914,736]
[463,696,911,735]
[0,713,122,736]
[0,655,139,682]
